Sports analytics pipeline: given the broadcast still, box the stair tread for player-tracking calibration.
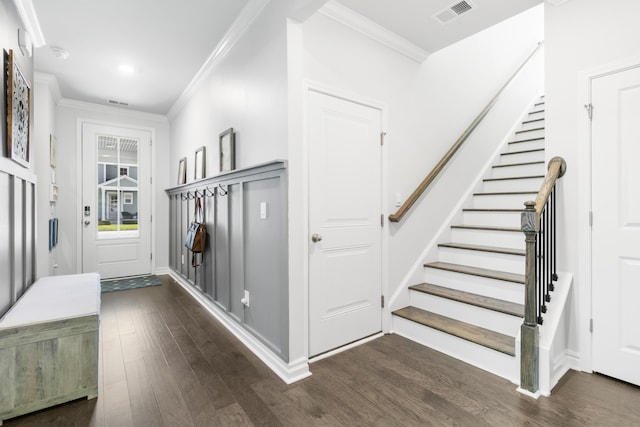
[438,242,525,256]
[522,118,544,124]
[451,224,521,232]
[393,306,516,356]
[473,191,537,196]
[501,148,544,156]
[493,161,544,169]
[463,208,524,212]
[515,127,544,134]
[409,283,524,317]
[483,175,544,182]
[424,261,525,284]
[508,137,545,144]
[528,109,545,114]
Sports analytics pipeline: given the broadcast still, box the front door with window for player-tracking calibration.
[82,123,151,279]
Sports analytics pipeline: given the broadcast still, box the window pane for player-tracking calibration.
[96,135,139,238]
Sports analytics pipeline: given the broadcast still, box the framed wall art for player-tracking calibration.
[177,157,187,185]
[6,49,31,168]
[194,146,206,180]
[219,127,235,172]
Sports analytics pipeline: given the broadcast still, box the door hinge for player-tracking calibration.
[589,318,593,333]
[584,103,593,120]
[380,132,386,146]
[150,253,153,261]
[589,211,593,227]
[150,176,153,185]
[150,214,153,223]
[381,295,385,308]
[381,214,384,227]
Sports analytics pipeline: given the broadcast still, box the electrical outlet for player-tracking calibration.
[241,290,250,307]
[260,202,267,220]
[181,254,184,265]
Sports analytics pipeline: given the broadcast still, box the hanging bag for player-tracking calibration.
[185,196,207,266]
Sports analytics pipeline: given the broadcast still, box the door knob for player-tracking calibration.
[311,233,323,242]
[84,220,90,225]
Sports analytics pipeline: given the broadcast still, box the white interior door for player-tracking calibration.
[82,123,152,279]
[308,90,382,357]
[592,66,640,386]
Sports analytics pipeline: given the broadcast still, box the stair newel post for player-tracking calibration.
[520,200,539,393]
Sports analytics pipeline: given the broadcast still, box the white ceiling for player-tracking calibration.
[334,0,542,53]
[30,0,542,115]
[32,0,250,115]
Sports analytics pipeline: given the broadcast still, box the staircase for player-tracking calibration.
[392,96,546,382]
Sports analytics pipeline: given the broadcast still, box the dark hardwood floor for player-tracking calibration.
[5,275,640,426]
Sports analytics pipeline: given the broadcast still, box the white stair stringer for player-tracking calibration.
[391,96,546,384]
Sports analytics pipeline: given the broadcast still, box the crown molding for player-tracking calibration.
[168,0,271,120]
[319,0,429,63]
[11,0,45,47]
[34,72,62,104]
[58,98,169,123]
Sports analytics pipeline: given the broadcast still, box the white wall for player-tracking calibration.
[300,6,544,311]
[545,0,640,371]
[33,75,58,278]
[54,101,170,275]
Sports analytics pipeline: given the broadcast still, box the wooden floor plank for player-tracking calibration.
[5,275,640,427]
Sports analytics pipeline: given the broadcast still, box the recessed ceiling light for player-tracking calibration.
[118,64,135,74]
[50,46,70,59]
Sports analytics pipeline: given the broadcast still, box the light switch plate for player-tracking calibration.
[260,202,267,219]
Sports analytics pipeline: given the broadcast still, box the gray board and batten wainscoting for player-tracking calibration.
[166,160,289,362]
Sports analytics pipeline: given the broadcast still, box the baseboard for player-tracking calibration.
[167,270,311,384]
[154,267,172,276]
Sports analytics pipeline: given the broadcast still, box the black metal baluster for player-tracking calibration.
[551,186,558,286]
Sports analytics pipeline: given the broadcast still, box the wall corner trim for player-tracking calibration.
[34,72,62,104]
[318,0,429,63]
[167,0,272,120]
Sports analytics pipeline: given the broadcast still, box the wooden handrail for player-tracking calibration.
[523,156,567,232]
[389,41,544,223]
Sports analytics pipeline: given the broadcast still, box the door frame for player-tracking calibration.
[75,118,157,275]
[578,55,640,373]
[302,81,389,358]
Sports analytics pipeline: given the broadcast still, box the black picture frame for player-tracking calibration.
[6,49,31,168]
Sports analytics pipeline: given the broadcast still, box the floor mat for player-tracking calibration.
[100,275,162,293]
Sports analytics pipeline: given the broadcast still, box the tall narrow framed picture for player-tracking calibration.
[219,128,235,172]
[6,49,31,168]
[194,146,206,180]
[177,157,187,185]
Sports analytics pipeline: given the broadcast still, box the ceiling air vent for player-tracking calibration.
[434,0,475,24]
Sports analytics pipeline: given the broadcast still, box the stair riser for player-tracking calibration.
[409,290,522,336]
[473,193,536,210]
[520,120,545,131]
[462,211,521,228]
[438,247,524,275]
[482,177,543,193]
[492,163,545,179]
[451,228,524,250]
[423,267,524,304]
[513,128,544,141]
[527,111,545,121]
[507,139,545,152]
[499,150,545,165]
[392,316,518,382]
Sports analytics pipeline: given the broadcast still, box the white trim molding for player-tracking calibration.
[168,0,271,119]
[11,0,46,47]
[545,0,571,5]
[319,0,430,63]
[34,72,62,104]
[59,99,168,123]
[169,270,312,384]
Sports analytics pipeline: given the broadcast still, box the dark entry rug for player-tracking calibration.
[101,275,162,293]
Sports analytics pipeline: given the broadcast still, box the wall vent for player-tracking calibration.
[108,99,129,107]
[434,0,475,24]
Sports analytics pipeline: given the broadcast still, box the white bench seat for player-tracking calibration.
[0,273,101,425]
